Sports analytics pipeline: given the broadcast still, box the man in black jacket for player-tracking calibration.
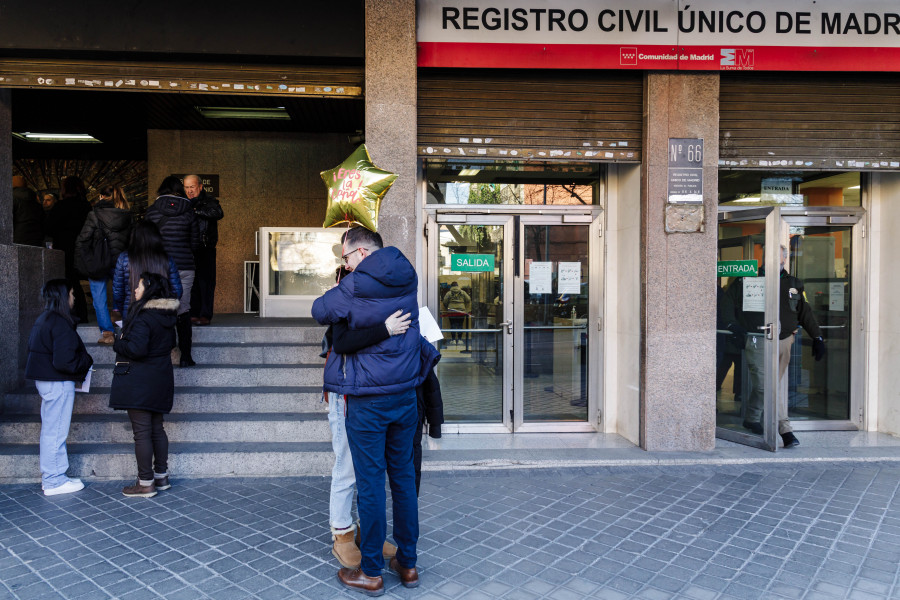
[184,175,224,326]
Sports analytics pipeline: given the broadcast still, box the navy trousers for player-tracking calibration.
[346,389,419,576]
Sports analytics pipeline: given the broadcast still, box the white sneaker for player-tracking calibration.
[43,479,85,496]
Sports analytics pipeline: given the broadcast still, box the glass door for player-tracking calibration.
[430,214,514,432]
[781,208,865,430]
[427,211,602,433]
[514,215,601,432]
[716,207,784,451]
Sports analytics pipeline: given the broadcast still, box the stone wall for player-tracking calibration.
[147,130,356,315]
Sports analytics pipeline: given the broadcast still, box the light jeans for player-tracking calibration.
[328,391,357,529]
[89,278,114,333]
[177,270,195,316]
[36,380,76,490]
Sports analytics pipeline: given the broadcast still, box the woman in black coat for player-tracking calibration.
[24,279,93,496]
[46,176,92,322]
[109,271,179,498]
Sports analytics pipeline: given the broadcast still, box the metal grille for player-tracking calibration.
[720,73,900,170]
[418,70,642,162]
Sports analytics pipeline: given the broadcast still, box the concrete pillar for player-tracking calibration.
[640,73,719,451]
[0,89,11,245]
[364,0,417,264]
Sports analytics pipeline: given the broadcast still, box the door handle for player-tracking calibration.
[757,323,774,340]
[498,320,513,334]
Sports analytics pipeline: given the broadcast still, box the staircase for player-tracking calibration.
[0,317,336,483]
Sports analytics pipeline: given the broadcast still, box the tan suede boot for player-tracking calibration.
[332,524,361,568]
[354,521,397,558]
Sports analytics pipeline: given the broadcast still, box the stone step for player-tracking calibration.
[84,343,325,365]
[0,413,331,444]
[0,441,335,482]
[87,364,323,387]
[78,324,327,345]
[3,386,326,415]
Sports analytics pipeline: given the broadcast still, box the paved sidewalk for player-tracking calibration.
[2,463,900,600]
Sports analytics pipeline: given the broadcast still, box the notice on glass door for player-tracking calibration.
[743,277,765,312]
[829,282,845,311]
[558,262,582,294]
[529,262,552,294]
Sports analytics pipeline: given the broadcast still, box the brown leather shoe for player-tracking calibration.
[389,557,419,588]
[97,331,115,345]
[337,568,384,596]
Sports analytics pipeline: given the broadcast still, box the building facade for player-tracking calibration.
[2,0,899,453]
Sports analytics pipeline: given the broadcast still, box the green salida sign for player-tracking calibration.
[717,260,758,277]
[450,253,495,272]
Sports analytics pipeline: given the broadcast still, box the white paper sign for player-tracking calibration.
[75,369,93,394]
[529,262,552,294]
[557,262,582,294]
[743,277,766,313]
[829,282,845,311]
[418,306,444,343]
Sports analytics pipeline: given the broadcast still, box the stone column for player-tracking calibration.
[640,73,719,451]
[365,0,417,264]
[0,89,11,245]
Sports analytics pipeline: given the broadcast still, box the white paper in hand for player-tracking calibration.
[418,306,444,343]
[75,369,93,394]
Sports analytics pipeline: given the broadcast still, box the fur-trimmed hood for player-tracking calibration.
[143,298,180,313]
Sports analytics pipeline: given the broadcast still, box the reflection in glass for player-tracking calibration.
[716,218,767,438]
[436,224,503,422]
[788,227,852,421]
[719,171,860,207]
[267,230,344,296]
[425,160,600,206]
[522,225,589,422]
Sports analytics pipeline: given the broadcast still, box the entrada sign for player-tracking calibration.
[418,0,900,71]
[717,260,758,277]
[451,253,495,272]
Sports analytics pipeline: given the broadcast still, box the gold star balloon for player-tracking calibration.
[321,144,397,232]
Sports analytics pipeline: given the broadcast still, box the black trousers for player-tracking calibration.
[190,247,217,319]
[126,409,168,481]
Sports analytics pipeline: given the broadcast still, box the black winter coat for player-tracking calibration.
[109,298,179,413]
[46,195,92,275]
[24,311,93,382]
[13,186,44,247]
[74,200,133,278]
[191,191,224,248]
[144,195,200,271]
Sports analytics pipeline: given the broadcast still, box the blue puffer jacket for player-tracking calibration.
[112,251,183,315]
[312,246,421,396]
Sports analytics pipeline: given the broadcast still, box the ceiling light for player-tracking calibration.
[195,106,290,120]
[848,185,860,190]
[730,197,761,203]
[458,169,481,177]
[13,132,101,143]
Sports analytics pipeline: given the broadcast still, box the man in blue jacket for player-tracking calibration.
[312,226,421,596]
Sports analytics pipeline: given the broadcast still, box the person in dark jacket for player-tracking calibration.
[312,226,422,596]
[12,175,44,247]
[109,271,179,498]
[184,175,224,326]
[46,176,92,322]
[112,221,182,320]
[413,351,443,496]
[25,279,94,496]
[722,244,826,448]
[75,185,133,345]
[144,176,199,367]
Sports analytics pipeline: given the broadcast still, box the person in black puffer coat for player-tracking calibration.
[25,279,94,496]
[144,176,200,367]
[109,271,179,498]
[184,175,224,326]
[75,185,133,346]
[46,176,92,323]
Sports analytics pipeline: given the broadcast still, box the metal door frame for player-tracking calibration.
[716,206,782,451]
[780,207,867,431]
[424,206,604,433]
